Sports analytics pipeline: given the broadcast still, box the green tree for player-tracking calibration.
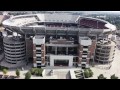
[25,72,31,79]
[2,69,7,75]
[110,74,118,79]
[16,69,20,77]
[98,74,107,79]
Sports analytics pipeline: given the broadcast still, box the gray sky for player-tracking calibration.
[90,11,120,13]
[56,11,120,14]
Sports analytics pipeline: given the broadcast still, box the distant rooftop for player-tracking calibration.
[44,13,79,23]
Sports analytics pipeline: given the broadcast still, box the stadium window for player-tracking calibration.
[36,45,41,47]
[83,51,87,53]
[83,46,88,48]
[82,53,87,55]
[82,57,86,59]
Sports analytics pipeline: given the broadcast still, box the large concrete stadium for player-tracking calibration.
[1,13,117,68]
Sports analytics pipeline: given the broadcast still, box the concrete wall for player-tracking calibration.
[80,39,92,46]
[33,37,45,44]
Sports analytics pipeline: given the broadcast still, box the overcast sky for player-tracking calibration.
[81,11,120,15]
[93,11,120,13]
[57,11,120,14]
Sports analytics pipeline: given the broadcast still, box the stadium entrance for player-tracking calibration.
[54,60,69,66]
[50,55,73,67]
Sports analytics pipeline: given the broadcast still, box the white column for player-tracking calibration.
[69,57,73,67]
[33,63,37,67]
[50,56,54,66]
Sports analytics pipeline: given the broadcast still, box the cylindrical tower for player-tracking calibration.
[95,39,116,64]
[3,35,26,64]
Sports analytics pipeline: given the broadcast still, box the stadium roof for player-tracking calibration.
[2,13,116,31]
[43,13,79,23]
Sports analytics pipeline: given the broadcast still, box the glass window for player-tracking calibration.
[82,57,86,59]
[36,45,41,47]
[83,46,88,48]
[83,51,87,53]
[36,50,41,52]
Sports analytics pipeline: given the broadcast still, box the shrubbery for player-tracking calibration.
[30,68,43,76]
[25,72,31,79]
[84,68,93,78]
[16,69,20,77]
[2,69,8,75]
[110,74,118,79]
[98,74,107,79]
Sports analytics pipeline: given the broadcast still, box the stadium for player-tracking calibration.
[1,13,117,68]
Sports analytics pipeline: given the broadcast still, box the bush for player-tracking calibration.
[30,68,43,76]
[98,74,107,79]
[30,68,36,75]
[37,69,43,76]
[84,68,94,78]
[84,69,89,78]
[88,69,93,77]
[2,69,8,75]
[110,74,118,79]
[16,69,20,77]
[34,69,39,76]
[25,72,31,79]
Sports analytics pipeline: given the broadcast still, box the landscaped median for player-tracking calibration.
[69,69,84,79]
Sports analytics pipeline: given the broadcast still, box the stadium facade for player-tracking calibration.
[2,13,117,68]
